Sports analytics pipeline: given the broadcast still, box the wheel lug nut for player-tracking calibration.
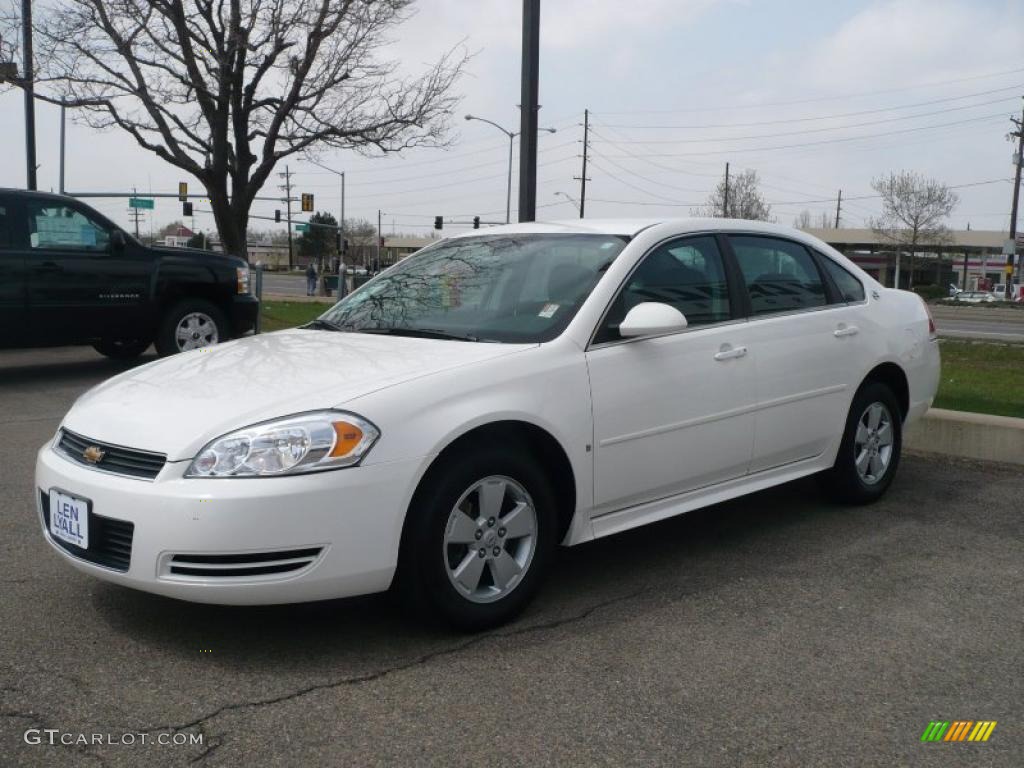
[487,517,495,527]
[498,527,506,537]
[492,547,501,557]
[474,530,482,540]
[478,548,486,558]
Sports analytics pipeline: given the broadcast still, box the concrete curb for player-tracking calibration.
[905,408,1024,466]
[262,293,336,304]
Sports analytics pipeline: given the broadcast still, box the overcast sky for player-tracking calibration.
[1,0,1022,239]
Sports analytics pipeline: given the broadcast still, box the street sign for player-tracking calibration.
[295,224,309,233]
[129,198,154,210]
[178,182,188,201]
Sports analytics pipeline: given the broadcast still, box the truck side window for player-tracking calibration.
[25,202,110,252]
[0,205,13,249]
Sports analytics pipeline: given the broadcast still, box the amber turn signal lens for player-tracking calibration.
[329,421,364,457]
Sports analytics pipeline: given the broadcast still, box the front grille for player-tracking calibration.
[40,490,134,572]
[167,548,323,578]
[57,429,166,480]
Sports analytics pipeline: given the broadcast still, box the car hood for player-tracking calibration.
[63,329,533,461]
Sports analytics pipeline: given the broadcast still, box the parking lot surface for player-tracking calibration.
[1,346,1021,767]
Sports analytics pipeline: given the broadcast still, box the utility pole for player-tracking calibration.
[376,209,382,273]
[573,109,590,219]
[1008,102,1024,297]
[517,0,541,222]
[835,189,842,229]
[59,103,66,193]
[128,187,143,239]
[722,162,730,218]
[279,166,294,269]
[22,0,36,190]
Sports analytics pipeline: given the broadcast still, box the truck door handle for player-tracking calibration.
[834,324,859,338]
[714,345,747,361]
[36,261,62,272]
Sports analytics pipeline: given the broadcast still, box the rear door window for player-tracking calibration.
[729,235,827,316]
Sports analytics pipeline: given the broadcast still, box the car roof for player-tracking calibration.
[444,217,827,240]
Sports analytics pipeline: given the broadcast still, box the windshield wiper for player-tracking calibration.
[301,318,343,332]
[356,327,484,342]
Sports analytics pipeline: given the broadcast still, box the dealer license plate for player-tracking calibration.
[49,490,89,549]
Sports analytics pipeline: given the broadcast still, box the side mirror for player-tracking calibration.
[110,230,126,252]
[619,302,688,338]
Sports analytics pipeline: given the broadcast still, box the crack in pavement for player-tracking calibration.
[137,588,648,740]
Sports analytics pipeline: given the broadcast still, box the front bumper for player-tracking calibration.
[228,294,260,337]
[35,443,426,605]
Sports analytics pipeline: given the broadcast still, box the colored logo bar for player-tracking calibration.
[921,721,997,742]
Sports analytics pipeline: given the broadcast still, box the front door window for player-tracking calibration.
[26,202,111,252]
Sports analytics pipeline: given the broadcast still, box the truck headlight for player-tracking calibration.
[185,411,379,477]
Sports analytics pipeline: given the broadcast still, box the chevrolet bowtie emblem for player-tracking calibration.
[82,445,105,464]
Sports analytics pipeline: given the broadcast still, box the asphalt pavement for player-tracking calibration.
[1,346,1021,767]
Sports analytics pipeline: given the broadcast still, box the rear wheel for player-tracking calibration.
[92,337,151,360]
[155,299,227,356]
[397,445,558,631]
[822,381,902,504]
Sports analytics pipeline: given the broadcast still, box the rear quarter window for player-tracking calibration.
[820,256,866,303]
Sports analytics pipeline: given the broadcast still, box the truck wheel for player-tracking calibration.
[92,337,151,360]
[156,299,227,355]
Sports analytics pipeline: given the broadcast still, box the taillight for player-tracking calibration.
[922,298,937,339]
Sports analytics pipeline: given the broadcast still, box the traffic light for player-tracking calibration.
[178,181,188,202]
[182,201,193,216]
[301,193,314,212]
[342,238,349,253]
[274,209,281,223]
[434,216,443,230]
[473,216,480,229]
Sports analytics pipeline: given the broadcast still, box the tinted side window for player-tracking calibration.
[0,202,13,249]
[597,235,731,342]
[820,256,866,303]
[25,201,111,252]
[729,236,826,315]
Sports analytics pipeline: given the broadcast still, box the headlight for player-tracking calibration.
[185,411,379,478]
[236,266,250,294]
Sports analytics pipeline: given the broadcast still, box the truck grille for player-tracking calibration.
[40,490,134,572]
[56,429,166,480]
[166,548,323,578]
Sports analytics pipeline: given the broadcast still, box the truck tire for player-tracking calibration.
[155,299,228,356]
[92,337,151,360]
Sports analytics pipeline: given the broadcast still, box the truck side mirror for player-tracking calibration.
[110,230,126,252]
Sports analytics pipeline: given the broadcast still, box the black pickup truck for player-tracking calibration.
[0,189,258,358]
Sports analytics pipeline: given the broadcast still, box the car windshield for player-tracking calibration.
[318,233,628,343]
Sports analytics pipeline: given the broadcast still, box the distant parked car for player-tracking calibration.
[948,291,998,304]
[947,283,961,298]
[991,283,1022,302]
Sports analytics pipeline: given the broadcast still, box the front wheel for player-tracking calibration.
[822,381,902,504]
[397,446,558,631]
[155,299,227,356]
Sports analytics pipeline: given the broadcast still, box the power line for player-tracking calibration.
[593,85,1022,130]
[593,66,1024,115]
[590,95,1020,143]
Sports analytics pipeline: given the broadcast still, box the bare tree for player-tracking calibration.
[793,210,812,229]
[870,171,958,288]
[695,168,772,221]
[1,0,465,258]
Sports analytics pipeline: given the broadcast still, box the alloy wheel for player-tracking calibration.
[175,312,219,351]
[854,402,894,485]
[442,475,538,604]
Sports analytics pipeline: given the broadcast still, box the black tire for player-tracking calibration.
[92,337,151,360]
[396,443,559,631]
[821,380,903,504]
[155,299,228,356]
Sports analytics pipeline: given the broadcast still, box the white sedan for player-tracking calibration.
[36,219,940,629]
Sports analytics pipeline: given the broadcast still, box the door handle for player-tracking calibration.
[714,345,747,361]
[833,324,859,338]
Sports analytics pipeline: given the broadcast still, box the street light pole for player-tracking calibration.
[22,0,36,190]
[465,114,556,224]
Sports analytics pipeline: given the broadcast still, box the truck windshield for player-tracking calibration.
[318,234,627,343]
